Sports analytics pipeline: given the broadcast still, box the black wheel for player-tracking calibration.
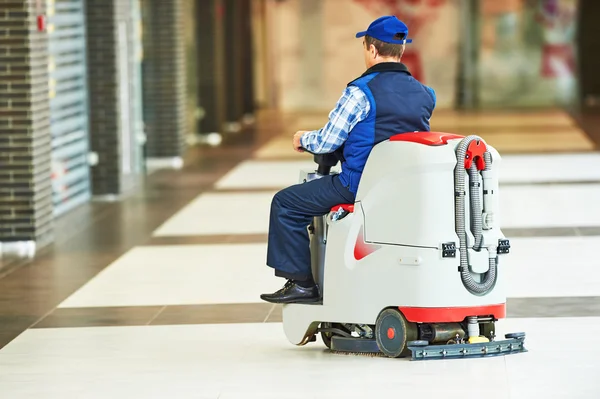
[375,309,417,358]
[320,322,332,349]
[320,322,351,349]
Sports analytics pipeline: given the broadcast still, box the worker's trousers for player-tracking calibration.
[266,174,355,282]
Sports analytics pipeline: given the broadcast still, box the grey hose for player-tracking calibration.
[468,163,483,251]
[483,151,492,171]
[481,151,494,230]
[454,136,497,295]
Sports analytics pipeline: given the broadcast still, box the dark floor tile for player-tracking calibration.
[32,306,165,329]
[501,180,600,186]
[226,234,270,244]
[570,106,600,148]
[147,233,269,246]
[507,297,600,318]
[0,257,20,276]
[0,315,42,349]
[147,235,233,246]
[0,315,41,331]
[503,226,600,238]
[150,303,275,325]
[0,332,19,350]
[210,187,282,194]
[576,226,600,236]
[502,227,579,238]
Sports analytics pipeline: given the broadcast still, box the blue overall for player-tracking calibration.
[267,63,436,281]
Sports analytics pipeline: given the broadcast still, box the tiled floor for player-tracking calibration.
[152,191,277,236]
[57,244,279,308]
[1,108,600,398]
[500,184,600,228]
[1,319,599,398]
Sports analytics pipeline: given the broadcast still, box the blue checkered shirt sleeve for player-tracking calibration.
[300,85,370,154]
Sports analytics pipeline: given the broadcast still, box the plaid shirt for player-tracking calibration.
[300,85,371,153]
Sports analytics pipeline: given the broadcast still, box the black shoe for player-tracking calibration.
[260,280,321,304]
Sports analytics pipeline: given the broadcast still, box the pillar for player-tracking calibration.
[578,0,600,107]
[0,0,53,250]
[196,0,226,136]
[142,0,187,162]
[240,0,255,119]
[456,0,480,109]
[223,0,244,132]
[85,0,145,196]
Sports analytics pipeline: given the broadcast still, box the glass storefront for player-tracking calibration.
[475,0,579,108]
[265,0,581,111]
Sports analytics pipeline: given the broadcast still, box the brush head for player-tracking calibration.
[328,350,387,358]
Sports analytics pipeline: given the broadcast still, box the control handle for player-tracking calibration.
[300,147,339,175]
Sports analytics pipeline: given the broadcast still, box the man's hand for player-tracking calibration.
[293,131,308,153]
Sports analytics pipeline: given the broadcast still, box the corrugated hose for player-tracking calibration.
[454,136,497,296]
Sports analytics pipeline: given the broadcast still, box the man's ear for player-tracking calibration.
[370,44,378,58]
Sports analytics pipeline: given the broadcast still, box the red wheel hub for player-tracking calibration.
[387,327,395,340]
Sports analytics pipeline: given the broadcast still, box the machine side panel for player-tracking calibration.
[358,141,459,248]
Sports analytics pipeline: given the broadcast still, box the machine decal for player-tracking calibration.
[353,225,382,260]
[399,303,506,323]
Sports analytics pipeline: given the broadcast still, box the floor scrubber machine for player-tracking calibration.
[285,132,527,360]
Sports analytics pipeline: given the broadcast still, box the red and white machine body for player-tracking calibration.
[281,132,521,359]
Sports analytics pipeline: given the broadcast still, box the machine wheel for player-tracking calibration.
[375,309,417,358]
[321,322,333,349]
[320,322,352,349]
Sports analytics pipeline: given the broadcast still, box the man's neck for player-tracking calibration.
[371,57,401,66]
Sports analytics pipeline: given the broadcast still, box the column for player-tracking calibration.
[0,0,53,252]
[142,0,187,164]
[86,0,145,196]
[578,0,600,107]
[223,0,244,132]
[240,0,255,121]
[196,0,226,136]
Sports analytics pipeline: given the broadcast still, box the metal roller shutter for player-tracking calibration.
[47,0,91,216]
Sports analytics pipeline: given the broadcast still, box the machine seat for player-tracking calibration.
[331,204,354,213]
[390,132,464,146]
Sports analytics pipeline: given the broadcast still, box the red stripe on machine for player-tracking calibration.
[389,132,464,146]
[399,303,506,323]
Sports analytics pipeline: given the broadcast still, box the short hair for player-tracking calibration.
[364,34,405,58]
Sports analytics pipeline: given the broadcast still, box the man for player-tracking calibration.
[260,16,436,304]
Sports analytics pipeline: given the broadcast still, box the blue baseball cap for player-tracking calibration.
[355,16,413,44]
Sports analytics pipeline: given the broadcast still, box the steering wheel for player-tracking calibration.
[300,147,339,175]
